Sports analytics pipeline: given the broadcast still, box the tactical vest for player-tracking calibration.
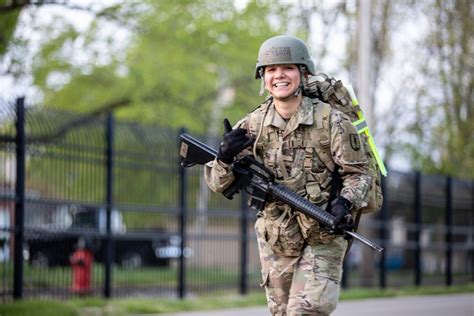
[248,98,341,254]
[247,95,381,214]
[248,98,334,208]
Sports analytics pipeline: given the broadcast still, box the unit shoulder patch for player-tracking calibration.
[349,134,361,151]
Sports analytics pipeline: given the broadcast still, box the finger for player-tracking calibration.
[243,137,255,148]
[223,118,233,133]
[234,138,252,149]
[229,128,247,136]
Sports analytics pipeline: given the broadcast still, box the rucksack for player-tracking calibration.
[305,73,386,214]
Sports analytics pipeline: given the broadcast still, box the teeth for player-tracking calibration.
[275,83,289,87]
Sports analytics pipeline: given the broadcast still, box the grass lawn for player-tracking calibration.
[0,283,472,316]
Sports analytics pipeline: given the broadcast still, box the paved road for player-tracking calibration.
[156,293,473,316]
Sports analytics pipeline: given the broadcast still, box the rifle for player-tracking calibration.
[179,133,383,253]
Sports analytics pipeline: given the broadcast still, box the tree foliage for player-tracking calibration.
[1,0,472,178]
[26,0,290,134]
[403,0,473,178]
[0,0,22,56]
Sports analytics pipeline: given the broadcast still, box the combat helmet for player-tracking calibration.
[255,35,315,79]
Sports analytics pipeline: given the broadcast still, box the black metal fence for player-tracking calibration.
[0,98,472,301]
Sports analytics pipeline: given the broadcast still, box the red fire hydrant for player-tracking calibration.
[70,239,93,294]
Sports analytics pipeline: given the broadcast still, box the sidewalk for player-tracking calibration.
[156,293,473,316]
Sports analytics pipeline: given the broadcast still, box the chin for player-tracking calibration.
[273,92,295,99]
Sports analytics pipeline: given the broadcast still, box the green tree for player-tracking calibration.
[404,0,473,178]
[3,1,293,221]
[0,0,21,56]
[28,0,290,134]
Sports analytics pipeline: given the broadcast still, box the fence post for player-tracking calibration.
[414,171,422,286]
[240,192,248,295]
[178,128,187,299]
[379,173,388,289]
[104,113,115,298]
[445,176,452,286]
[13,97,25,300]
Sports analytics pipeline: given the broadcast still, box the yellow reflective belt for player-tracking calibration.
[353,118,369,133]
[346,85,388,177]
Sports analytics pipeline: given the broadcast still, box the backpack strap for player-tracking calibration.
[304,100,335,173]
[248,98,272,160]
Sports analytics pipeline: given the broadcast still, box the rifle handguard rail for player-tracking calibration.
[270,182,383,253]
[269,183,335,227]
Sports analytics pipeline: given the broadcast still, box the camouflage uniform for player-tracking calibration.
[205,96,371,315]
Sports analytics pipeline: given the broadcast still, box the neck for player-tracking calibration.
[274,94,302,119]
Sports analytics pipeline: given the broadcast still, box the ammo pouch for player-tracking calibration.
[300,175,336,245]
[263,202,304,257]
[296,212,336,245]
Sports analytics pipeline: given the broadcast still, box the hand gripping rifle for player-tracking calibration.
[179,133,383,253]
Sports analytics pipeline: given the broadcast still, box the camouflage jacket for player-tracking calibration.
[205,97,371,248]
[205,96,371,210]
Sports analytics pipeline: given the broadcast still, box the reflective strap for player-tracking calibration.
[356,111,387,176]
[356,112,387,176]
[346,85,359,106]
[367,133,388,176]
[347,84,388,176]
[353,118,369,134]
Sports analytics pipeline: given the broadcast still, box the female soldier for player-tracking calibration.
[205,35,370,316]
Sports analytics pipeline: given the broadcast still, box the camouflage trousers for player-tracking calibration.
[255,217,347,316]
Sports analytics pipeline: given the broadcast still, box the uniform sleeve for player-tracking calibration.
[204,116,252,193]
[329,110,371,210]
[204,159,235,193]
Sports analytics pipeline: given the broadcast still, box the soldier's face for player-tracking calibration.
[264,64,301,99]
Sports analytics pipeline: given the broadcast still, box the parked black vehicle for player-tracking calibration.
[24,205,181,268]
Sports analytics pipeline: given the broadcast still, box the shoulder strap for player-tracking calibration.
[306,100,335,172]
[248,98,273,160]
[306,100,343,212]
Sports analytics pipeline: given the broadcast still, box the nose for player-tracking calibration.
[274,66,285,78]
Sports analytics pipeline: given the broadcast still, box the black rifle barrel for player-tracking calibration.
[269,182,336,226]
[344,231,384,253]
[269,182,384,253]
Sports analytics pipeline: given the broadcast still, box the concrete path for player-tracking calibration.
[156,293,473,316]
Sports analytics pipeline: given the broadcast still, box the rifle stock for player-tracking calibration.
[180,133,217,166]
[179,133,383,253]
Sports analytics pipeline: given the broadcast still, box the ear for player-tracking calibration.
[299,65,309,78]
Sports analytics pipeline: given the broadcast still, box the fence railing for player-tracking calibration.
[0,98,472,301]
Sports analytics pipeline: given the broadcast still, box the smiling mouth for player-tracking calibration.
[274,82,290,87]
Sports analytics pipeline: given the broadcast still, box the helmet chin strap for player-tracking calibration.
[259,69,265,96]
[293,83,302,97]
